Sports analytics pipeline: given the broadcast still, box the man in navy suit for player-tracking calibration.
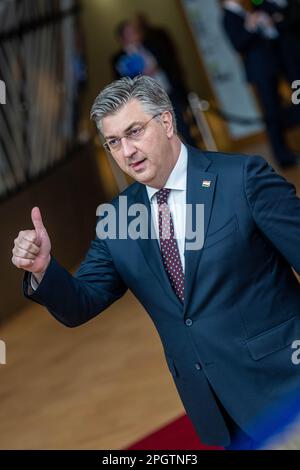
[12,76,300,449]
[253,0,300,83]
[222,0,299,168]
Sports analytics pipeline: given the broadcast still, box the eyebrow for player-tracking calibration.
[104,120,142,139]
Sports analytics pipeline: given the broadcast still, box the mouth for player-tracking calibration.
[129,158,147,171]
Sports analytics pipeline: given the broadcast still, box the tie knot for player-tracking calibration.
[156,188,171,205]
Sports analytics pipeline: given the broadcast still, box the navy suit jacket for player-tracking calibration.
[24,147,300,446]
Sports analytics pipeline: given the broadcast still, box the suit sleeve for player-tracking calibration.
[244,155,300,274]
[23,236,127,327]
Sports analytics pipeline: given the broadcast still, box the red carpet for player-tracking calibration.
[126,414,223,450]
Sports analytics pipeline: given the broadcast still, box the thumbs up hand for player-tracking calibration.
[12,207,51,280]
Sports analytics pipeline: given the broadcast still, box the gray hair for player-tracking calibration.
[90,75,177,134]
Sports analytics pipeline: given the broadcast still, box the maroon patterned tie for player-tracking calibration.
[156,188,184,303]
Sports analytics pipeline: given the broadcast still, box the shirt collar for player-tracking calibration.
[146,143,187,201]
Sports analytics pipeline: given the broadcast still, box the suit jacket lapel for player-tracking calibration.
[183,146,217,314]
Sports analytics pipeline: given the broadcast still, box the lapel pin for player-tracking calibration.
[202,180,211,188]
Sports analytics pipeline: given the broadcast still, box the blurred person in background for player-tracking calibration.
[222,0,300,168]
[112,18,196,146]
[253,0,300,83]
[133,12,189,107]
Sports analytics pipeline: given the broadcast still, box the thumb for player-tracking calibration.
[31,207,46,235]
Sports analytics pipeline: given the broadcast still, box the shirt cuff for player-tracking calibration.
[30,274,40,291]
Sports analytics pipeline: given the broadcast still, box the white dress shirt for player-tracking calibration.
[146,143,187,272]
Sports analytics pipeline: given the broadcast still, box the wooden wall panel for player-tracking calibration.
[0,142,105,321]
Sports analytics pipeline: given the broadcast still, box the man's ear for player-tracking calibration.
[161,111,174,138]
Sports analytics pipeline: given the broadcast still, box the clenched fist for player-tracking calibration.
[12,207,51,282]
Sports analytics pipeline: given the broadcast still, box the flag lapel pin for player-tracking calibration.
[202,180,211,188]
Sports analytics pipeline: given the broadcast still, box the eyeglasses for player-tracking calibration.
[103,113,161,153]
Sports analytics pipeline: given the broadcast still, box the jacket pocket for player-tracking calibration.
[204,216,238,249]
[246,316,297,361]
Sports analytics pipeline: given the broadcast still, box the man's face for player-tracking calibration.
[122,23,141,47]
[101,99,175,188]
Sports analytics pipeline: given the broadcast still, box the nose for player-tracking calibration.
[120,137,137,158]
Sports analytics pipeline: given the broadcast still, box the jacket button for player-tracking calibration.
[185,318,193,326]
[195,363,201,370]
